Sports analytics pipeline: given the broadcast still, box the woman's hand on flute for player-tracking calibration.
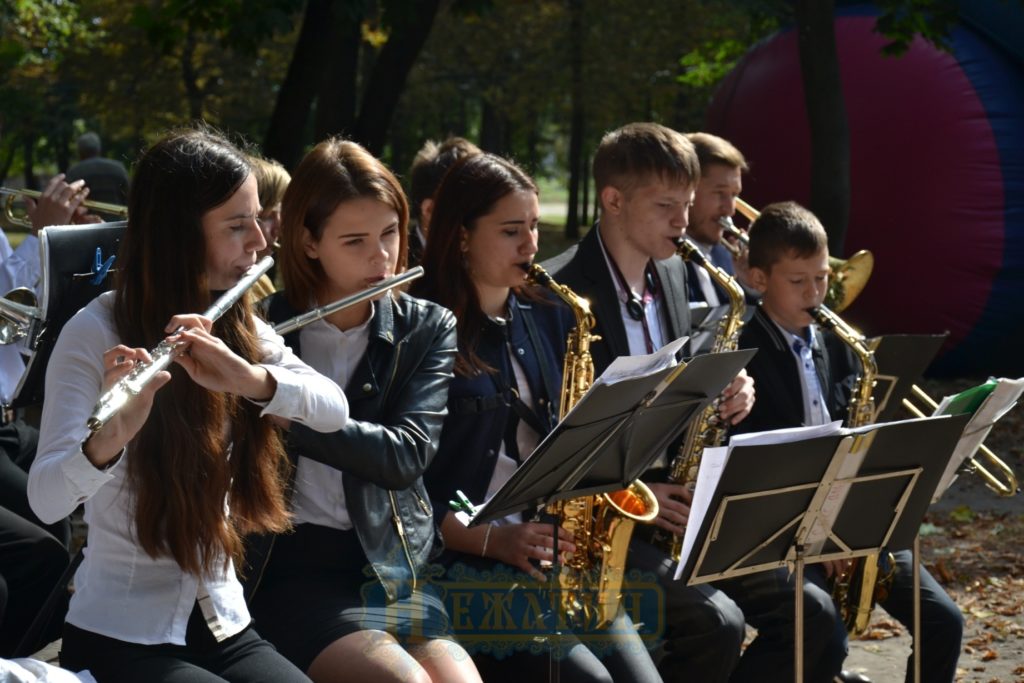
[84,345,170,469]
[168,314,276,401]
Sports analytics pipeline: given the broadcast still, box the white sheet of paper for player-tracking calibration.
[595,335,688,386]
[674,445,729,581]
[933,377,1024,502]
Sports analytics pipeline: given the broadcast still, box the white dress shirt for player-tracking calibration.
[290,310,374,530]
[0,231,39,403]
[27,291,349,645]
[597,233,668,355]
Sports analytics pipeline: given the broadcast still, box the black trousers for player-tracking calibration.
[0,419,71,657]
[0,419,70,546]
[0,504,69,656]
[627,537,746,682]
[61,603,311,683]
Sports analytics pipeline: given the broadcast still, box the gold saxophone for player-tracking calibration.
[652,236,748,562]
[808,304,894,636]
[525,263,659,629]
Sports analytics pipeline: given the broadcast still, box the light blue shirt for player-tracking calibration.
[776,321,831,426]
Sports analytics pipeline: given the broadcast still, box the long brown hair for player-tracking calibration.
[115,128,291,575]
[279,138,409,311]
[413,153,538,376]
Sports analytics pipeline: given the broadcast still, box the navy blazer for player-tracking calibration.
[424,292,573,538]
[732,306,860,435]
[542,224,692,375]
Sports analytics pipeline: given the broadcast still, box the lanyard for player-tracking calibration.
[603,239,660,354]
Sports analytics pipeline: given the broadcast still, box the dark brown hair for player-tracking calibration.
[413,153,538,376]
[592,122,700,194]
[408,136,482,220]
[747,201,828,272]
[115,128,290,575]
[279,138,409,311]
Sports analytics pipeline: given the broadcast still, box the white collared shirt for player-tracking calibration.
[596,232,667,355]
[290,309,375,530]
[27,291,349,646]
[0,231,39,403]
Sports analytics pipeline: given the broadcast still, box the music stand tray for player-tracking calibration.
[675,413,969,682]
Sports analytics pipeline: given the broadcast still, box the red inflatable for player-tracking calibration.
[708,10,1024,375]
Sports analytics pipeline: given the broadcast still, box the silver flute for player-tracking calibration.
[87,255,275,433]
[272,266,424,335]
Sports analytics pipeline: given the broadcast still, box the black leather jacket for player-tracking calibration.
[251,291,457,603]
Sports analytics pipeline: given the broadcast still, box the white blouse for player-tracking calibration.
[289,311,373,531]
[27,291,349,646]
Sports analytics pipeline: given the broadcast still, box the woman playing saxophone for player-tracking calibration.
[414,153,661,683]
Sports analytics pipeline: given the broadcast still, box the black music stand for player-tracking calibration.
[470,348,756,525]
[866,333,947,422]
[466,347,755,682]
[688,303,756,355]
[675,413,970,683]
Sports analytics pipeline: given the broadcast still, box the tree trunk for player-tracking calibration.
[181,28,204,121]
[352,0,443,155]
[565,0,584,240]
[581,150,590,226]
[795,0,850,255]
[314,5,362,140]
[23,137,36,190]
[264,0,336,168]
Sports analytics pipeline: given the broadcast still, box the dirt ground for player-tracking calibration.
[840,377,1024,683]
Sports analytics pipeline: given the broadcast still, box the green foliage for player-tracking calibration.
[130,0,301,55]
[875,0,959,56]
[678,39,747,88]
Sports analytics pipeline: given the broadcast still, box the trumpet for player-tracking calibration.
[732,197,873,313]
[1,187,128,229]
[272,267,424,335]
[87,256,274,433]
[0,288,43,346]
[902,385,1019,497]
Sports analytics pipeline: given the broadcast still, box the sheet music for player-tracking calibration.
[594,335,688,386]
[674,421,844,580]
[674,445,728,580]
[933,377,1024,501]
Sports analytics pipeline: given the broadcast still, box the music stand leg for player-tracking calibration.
[913,536,921,683]
[549,516,561,683]
[794,543,805,683]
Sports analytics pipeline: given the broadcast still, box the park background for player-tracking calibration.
[3,1,1023,680]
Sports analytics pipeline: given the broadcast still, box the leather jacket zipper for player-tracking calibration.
[388,489,418,591]
[412,489,431,516]
[379,343,402,408]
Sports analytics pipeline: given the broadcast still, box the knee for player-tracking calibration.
[705,595,746,651]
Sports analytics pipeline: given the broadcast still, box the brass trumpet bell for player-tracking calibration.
[827,249,874,313]
[0,288,42,345]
